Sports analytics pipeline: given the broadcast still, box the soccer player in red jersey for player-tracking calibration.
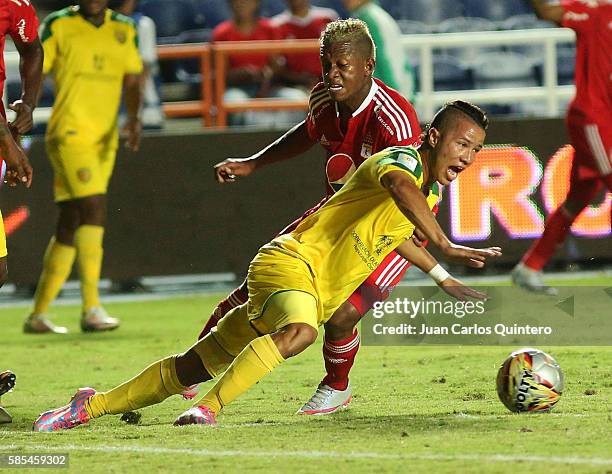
[0,0,42,423]
[512,0,612,294]
[271,0,338,90]
[186,19,471,413]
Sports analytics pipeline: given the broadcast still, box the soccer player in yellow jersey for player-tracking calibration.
[24,0,143,334]
[33,101,501,431]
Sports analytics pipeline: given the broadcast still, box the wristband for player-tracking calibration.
[428,264,450,284]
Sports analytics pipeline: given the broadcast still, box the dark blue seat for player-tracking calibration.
[557,46,576,85]
[385,0,464,24]
[140,0,197,40]
[261,0,286,17]
[463,0,531,22]
[190,0,231,29]
[415,55,472,91]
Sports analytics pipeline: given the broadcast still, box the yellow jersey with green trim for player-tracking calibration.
[258,145,441,321]
[41,7,142,146]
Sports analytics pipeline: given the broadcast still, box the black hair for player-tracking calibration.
[425,100,489,135]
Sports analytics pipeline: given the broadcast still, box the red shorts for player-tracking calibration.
[566,109,612,180]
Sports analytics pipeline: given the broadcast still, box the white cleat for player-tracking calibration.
[81,307,121,332]
[180,384,201,400]
[297,383,352,415]
[511,263,558,296]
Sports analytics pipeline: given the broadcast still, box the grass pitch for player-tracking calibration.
[0,276,610,473]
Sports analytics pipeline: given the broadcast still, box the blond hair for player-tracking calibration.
[320,18,376,59]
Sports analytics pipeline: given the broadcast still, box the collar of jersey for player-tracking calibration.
[334,79,379,118]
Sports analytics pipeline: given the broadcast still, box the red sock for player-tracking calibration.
[523,207,574,271]
[321,330,360,391]
[198,283,248,340]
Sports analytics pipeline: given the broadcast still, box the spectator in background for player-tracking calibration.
[213,0,306,126]
[112,0,164,129]
[271,0,338,91]
[342,0,416,102]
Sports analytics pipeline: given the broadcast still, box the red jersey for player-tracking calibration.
[211,18,281,71]
[0,0,39,113]
[271,7,338,78]
[561,0,612,120]
[305,78,421,195]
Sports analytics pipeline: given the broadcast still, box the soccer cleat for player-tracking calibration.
[0,370,16,397]
[180,384,201,400]
[23,314,69,334]
[511,263,558,296]
[33,387,95,432]
[297,383,352,415]
[81,307,120,332]
[173,405,217,426]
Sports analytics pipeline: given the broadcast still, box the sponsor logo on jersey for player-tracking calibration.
[397,152,418,172]
[17,19,29,42]
[564,11,590,21]
[376,113,394,136]
[375,235,394,256]
[320,134,329,146]
[115,30,127,44]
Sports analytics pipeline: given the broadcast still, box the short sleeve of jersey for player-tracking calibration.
[8,0,39,44]
[374,147,423,187]
[560,0,596,33]
[124,24,143,74]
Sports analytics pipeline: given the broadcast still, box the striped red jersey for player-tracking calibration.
[305,78,421,195]
[561,0,612,120]
[0,0,39,111]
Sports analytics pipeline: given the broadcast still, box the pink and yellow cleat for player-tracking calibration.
[173,405,217,426]
[33,387,96,432]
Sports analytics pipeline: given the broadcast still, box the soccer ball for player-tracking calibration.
[496,348,564,413]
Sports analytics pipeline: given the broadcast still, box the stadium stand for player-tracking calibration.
[140,0,197,42]
[415,55,472,92]
[463,0,531,22]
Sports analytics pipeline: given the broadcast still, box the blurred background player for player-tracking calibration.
[271,0,338,91]
[512,0,611,295]
[32,100,499,432]
[0,0,42,414]
[213,0,306,126]
[188,19,423,412]
[343,0,416,102]
[24,0,143,334]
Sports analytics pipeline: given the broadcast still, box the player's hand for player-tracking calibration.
[122,117,142,152]
[441,243,502,268]
[3,142,33,188]
[411,228,428,247]
[8,100,34,135]
[214,158,257,183]
[438,276,488,301]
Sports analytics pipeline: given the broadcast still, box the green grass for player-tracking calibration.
[0,277,610,473]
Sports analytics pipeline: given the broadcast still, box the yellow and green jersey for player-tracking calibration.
[262,145,440,321]
[41,7,142,146]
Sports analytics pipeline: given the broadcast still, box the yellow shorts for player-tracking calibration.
[246,245,325,327]
[0,211,7,258]
[46,140,117,202]
[193,291,318,378]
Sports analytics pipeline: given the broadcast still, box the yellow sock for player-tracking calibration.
[85,356,184,418]
[195,334,285,414]
[32,238,76,314]
[74,225,104,311]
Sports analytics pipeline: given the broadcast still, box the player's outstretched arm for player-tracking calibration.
[0,121,32,187]
[529,0,565,26]
[382,170,501,267]
[214,120,317,183]
[9,38,44,135]
[395,239,488,301]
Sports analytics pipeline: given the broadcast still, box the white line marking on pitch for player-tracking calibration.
[0,444,610,466]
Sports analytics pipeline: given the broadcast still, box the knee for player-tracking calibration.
[325,302,362,340]
[271,323,318,359]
